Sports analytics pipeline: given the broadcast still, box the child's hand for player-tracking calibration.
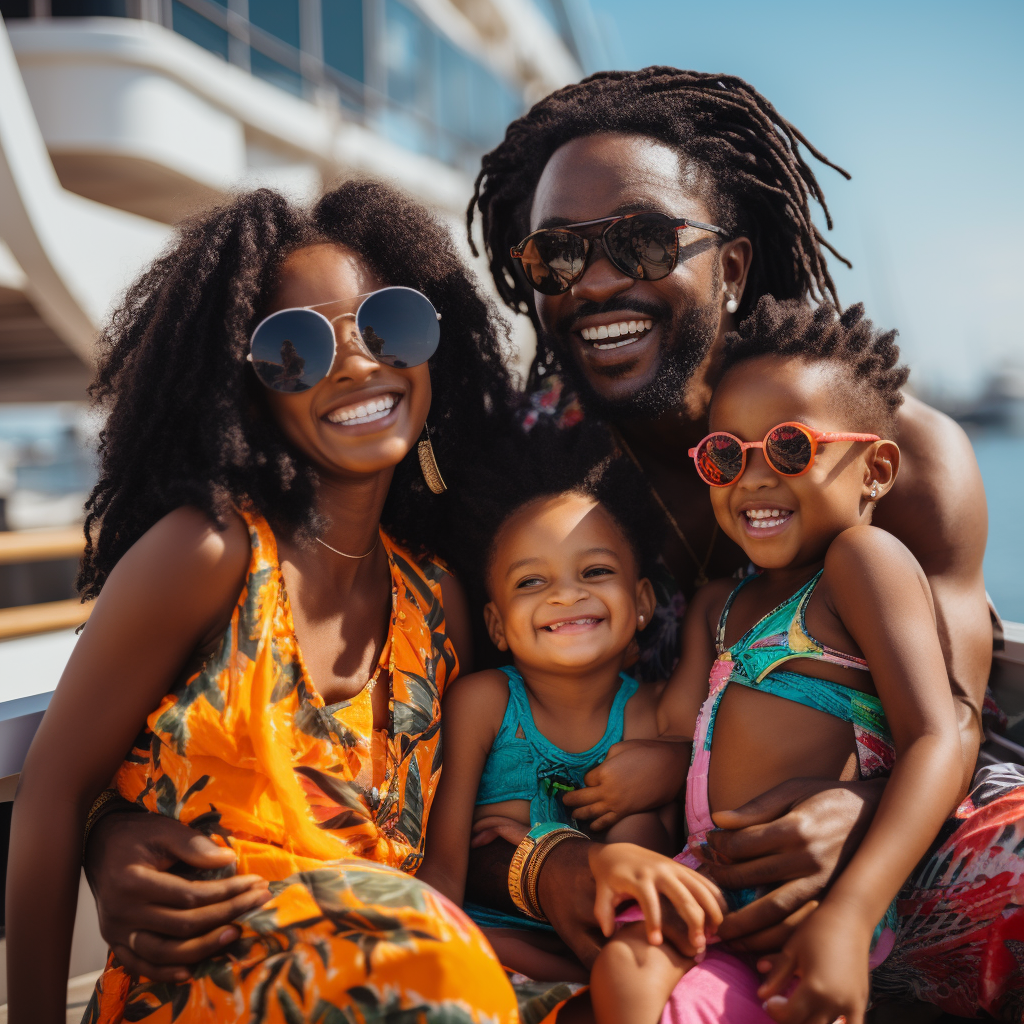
[755,904,872,1024]
[470,816,530,848]
[588,843,725,955]
[563,740,688,831]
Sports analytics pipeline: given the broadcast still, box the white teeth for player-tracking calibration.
[580,319,655,344]
[744,508,792,529]
[546,617,599,631]
[327,393,397,425]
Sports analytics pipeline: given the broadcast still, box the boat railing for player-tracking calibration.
[0,527,92,641]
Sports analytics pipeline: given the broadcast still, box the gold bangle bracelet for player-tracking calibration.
[508,827,582,921]
[524,829,580,920]
[82,789,119,857]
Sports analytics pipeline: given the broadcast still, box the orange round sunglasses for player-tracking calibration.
[689,421,880,487]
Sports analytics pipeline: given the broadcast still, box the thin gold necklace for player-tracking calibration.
[613,428,719,588]
[316,534,379,559]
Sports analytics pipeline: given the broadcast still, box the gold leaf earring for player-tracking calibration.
[418,425,446,494]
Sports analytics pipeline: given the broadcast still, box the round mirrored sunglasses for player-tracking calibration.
[248,286,441,394]
[689,422,880,487]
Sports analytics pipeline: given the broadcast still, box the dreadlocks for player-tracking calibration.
[79,180,515,600]
[469,67,851,382]
[720,296,909,435]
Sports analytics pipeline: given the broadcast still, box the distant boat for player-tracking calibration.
[956,366,1024,434]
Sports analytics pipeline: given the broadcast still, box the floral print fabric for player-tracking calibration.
[85,512,517,1023]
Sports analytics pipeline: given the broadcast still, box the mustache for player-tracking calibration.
[554,297,668,337]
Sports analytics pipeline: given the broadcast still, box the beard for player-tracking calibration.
[545,295,720,421]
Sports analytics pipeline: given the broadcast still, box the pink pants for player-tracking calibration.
[659,948,773,1024]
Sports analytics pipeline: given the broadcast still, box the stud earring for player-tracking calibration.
[870,483,879,499]
[418,425,446,494]
[638,614,645,626]
[725,292,739,314]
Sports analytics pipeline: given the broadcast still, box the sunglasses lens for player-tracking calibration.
[765,424,813,475]
[356,287,440,369]
[696,434,744,485]
[604,214,678,281]
[250,309,336,393]
[518,231,587,294]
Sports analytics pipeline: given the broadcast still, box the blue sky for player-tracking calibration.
[586,0,1024,398]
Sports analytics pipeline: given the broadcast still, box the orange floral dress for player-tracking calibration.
[84,512,518,1024]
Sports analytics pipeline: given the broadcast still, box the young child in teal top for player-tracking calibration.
[418,449,723,982]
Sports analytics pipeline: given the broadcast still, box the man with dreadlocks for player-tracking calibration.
[467,68,1024,1020]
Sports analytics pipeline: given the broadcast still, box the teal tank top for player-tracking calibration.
[475,665,639,827]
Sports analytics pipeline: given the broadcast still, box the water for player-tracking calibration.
[971,433,1024,623]
[0,403,1019,618]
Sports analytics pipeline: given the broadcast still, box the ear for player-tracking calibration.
[483,601,509,652]
[635,577,657,632]
[718,236,753,323]
[865,440,900,502]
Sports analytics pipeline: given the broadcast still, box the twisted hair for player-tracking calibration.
[469,67,851,383]
[79,180,515,599]
[720,296,909,434]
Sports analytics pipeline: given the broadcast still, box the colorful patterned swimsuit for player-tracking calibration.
[86,511,517,1024]
[680,569,898,965]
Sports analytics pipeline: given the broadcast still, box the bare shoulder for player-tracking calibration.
[824,525,930,603]
[108,506,248,582]
[99,507,250,626]
[623,681,660,740]
[441,667,511,713]
[877,395,986,571]
[690,576,741,631]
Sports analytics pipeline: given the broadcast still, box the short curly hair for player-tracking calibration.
[446,420,663,604]
[79,180,516,599]
[719,297,909,435]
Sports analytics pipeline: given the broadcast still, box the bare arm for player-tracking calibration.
[755,526,962,1024]
[564,581,728,830]
[874,396,991,793]
[5,509,248,1023]
[418,671,506,903]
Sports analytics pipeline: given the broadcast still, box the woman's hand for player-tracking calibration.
[588,843,725,955]
[755,905,873,1024]
[698,778,883,951]
[562,740,688,831]
[84,812,271,981]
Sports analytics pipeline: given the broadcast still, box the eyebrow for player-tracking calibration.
[503,547,621,579]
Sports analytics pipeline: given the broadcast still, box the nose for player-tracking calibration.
[737,447,779,490]
[328,319,381,382]
[547,578,589,605]
[570,238,635,304]
[328,345,380,385]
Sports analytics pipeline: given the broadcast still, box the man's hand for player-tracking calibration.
[562,740,688,831]
[84,812,271,981]
[697,778,882,950]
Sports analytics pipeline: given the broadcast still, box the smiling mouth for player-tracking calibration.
[579,319,653,350]
[325,393,401,427]
[542,616,603,633]
[743,508,794,531]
